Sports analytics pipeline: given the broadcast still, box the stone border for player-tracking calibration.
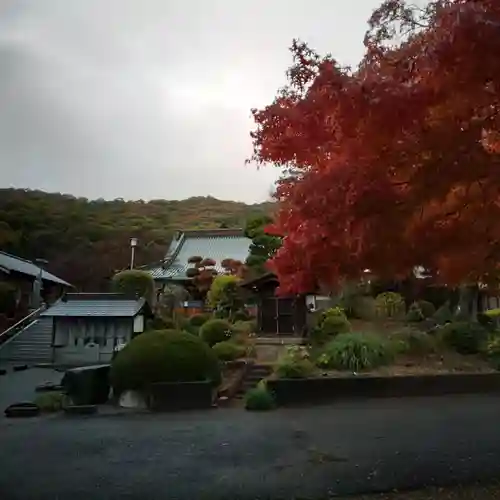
[266,372,500,406]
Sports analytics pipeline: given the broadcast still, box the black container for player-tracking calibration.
[62,364,110,405]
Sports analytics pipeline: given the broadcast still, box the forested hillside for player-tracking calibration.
[0,188,272,290]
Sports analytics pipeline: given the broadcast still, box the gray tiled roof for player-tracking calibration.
[42,293,146,317]
[0,251,71,287]
[147,229,252,281]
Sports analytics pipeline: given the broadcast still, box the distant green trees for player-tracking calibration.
[0,188,272,291]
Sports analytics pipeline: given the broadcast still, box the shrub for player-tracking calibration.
[485,336,500,359]
[244,387,275,411]
[207,275,244,319]
[433,302,453,325]
[188,313,211,327]
[112,269,155,303]
[34,392,66,413]
[374,292,406,319]
[212,341,246,361]
[485,308,500,318]
[232,309,250,322]
[390,327,437,356]
[406,300,435,322]
[416,300,436,318]
[406,303,425,323]
[199,319,233,346]
[351,296,376,320]
[439,321,488,354]
[477,312,495,331]
[274,345,316,378]
[147,316,176,330]
[232,320,256,336]
[110,330,221,395]
[310,307,351,344]
[318,332,394,372]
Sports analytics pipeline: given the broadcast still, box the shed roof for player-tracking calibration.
[42,293,146,318]
[0,251,71,287]
[146,229,252,282]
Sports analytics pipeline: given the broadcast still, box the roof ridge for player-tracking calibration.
[181,228,245,238]
[0,250,40,266]
[64,292,139,301]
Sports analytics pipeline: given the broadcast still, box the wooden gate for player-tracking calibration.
[259,296,304,336]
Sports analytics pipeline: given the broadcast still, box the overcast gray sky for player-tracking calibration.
[0,0,382,203]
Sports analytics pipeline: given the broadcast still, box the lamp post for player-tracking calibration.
[32,258,48,310]
[130,238,138,269]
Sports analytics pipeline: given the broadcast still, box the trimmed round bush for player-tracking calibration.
[110,330,221,395]
[439,321,488,354]
[321,314,351,336]
[375,292,406,319]
[199,319,232,346]
[244,387,275,411]
[406,301,436,322]
[318,332,394,372]
[188,313,211,327]
[310,307,351,344]
[212,341,246,361]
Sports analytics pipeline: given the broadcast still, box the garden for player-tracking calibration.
[246,292,500,410]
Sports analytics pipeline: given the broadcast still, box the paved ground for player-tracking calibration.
[0,363,62,408]
[2,394,500,499]
[0,363,63,413]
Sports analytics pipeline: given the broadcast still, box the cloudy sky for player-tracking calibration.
[0,0,382,203]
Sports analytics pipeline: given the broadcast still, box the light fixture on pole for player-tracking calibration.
[130,238,138,269]
[32,258,48,310]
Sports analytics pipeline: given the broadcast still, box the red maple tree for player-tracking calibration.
[250,0,500,294]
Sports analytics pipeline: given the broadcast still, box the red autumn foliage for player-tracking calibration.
[250,0,500,294]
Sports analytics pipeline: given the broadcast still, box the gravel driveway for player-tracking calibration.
[2,394,500,499]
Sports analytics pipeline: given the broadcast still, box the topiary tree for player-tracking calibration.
[199,318,233,346]
[110,330,221,396]
[244,215,282,276]
[221,258,249,279]
[186,256,218,301]
[207,275,245,320]
[112,269,155,304]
